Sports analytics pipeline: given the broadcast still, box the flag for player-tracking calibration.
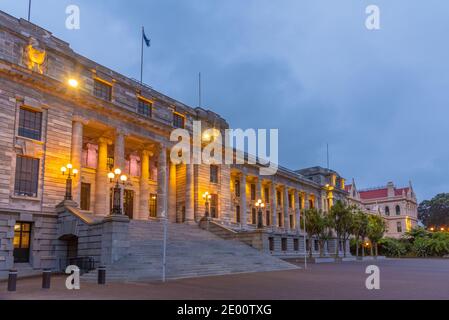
[143,28,151,47]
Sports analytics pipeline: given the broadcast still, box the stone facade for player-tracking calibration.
[346,180,418,238]
[0,11,351,275]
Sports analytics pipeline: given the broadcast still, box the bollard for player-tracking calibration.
[98,266,106,285]
[42,269,51,289]
[7,269,17,292]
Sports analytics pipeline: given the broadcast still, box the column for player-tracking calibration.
[283,187,290,230]
[185,161,194,223]
[240,171,247,229]
[271,182,277,227]
[114,130,126,214]
[157,145,168,219]
[70,118,84,206]
[168,161,176,222]
[294,190,300,232]
[139,150,151,220]
[95,137,110,216]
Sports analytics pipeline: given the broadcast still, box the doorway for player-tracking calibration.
[13,222,32,263]
[124,189,134,219]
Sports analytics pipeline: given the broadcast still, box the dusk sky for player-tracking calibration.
[2,0,448,201]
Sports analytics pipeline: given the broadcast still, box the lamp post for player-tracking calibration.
[255,199,265,229]
[202,192,212,219]
[61,164,78,201]
[108,168,127,215]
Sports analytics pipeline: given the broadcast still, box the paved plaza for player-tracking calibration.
[0,259,448,300]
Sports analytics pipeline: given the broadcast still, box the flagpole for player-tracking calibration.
[198,72,202,108]
[28,0,31,21]
[140,26,144,84]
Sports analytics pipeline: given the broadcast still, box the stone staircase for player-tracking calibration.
[81,220,298,282]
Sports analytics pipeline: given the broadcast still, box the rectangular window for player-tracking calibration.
[80,183,91,211]
[397,222,403,233]
[266,210,271,226]
[149,194,157,218]
[269,237,274,251]
[294,238,299,251]
[278,212,282,227]
[290,215,294,229]
[288,194,293,208]
[277,191,282,206]
[309,199,314,209]
[252,208,256,224]
[14,156,39,197]
[314,240,319,251]
[234,180,240,197]
[299,196,303,209]
[281,238,287,252]
[210,194,218,218]
[137,99,152,117]
[264,187,270,203]
[173,113,185,129]
[236,205,240,223]
[107,156,115,171]
[210,165,219,184]
[18,107,42,141]
[250,184,256,201]
[93,79,112,101]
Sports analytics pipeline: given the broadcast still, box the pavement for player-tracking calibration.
[0,259,448,300]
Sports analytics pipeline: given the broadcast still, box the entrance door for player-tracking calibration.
[124,189,134,219]
[13,222,32,263]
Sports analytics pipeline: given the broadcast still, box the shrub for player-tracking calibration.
[378,238,407,257]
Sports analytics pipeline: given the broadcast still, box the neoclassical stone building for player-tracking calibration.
[0,11,350,277]
[345,180,418,238]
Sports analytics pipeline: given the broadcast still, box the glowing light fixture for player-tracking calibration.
[68,79,79,88]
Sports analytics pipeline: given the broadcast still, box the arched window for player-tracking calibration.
[396,205,401,216]
[385,206,390,216]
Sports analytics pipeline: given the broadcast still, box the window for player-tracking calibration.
[173,113,185,129]
[210,194,218,218]
[252,208,256,224]
[236,205,240,223]
[290,215,294,229]
[281,238,287,251]
[288,194,293,208]
[80,183,91,211]
[294,239,299,251]
[210,165,219,184]
[269,237,274,251]
[234,180,240,197]
[309,199,314,209]
[13,222,32,263]
[107,156,114,171]
[137,99,152,117]
[277,191,282,206]
[266,210,271,226]
[397,222,402,233]
[277,212,282,227]
[93,79,112,101]
[149,194,157,217]
[385,206,390,216]
[18,107,42,140]
[14,156,39,197]
[264,187,270,203]
[314,240,319,251]
[396,205,401,216]
[299,196,303,209]
[250,184,256,201]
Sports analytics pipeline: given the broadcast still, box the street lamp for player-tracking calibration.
[202,192,212,218]
[61,163,78,201]
[108,168,127,215]
[255,199,265,229]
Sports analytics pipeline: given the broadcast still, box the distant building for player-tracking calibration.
[346,180,418,238]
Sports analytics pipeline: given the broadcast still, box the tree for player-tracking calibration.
[304,208,329,258]
[329,200,354,258]
[367,214,386,257]
[418,193,449,227]
[352,210,369,258]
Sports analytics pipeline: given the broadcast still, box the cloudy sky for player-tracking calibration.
[2,0,448,201]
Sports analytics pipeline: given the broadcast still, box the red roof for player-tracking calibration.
[359,187,409,200]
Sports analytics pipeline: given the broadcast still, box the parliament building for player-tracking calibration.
[0,11,398,280]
